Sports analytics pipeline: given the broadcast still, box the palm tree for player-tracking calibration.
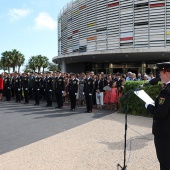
[42,56,49,73]
[10,49,20,72]
[17,53,25,73]
[1,51,12,73]
[27,55,49,73]
[36,55,44,73]
[28,56,37,72]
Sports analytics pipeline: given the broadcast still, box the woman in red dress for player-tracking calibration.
[0,74,4,100]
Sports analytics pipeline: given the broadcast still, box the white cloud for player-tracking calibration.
[33,12,57,30]
[8,8,31,22]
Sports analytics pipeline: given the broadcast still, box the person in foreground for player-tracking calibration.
[145,62,170,170]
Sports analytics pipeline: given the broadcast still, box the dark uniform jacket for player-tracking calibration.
[83,77,94,95]
[147,83,170,139]
[22,76,29,89]
[55,76,65,93]
[33,77,41,90]
[11,76,15,88]
[4,77,11,89]
[45,77,53,91]
[68,78,79,93]
[14,77,21,90]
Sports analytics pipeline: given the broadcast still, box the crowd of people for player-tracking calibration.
[1,61,170,169]
[0,70,155,112]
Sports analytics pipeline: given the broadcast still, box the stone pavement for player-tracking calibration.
[0,100,159,170]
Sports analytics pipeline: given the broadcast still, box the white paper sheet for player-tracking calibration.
[134,90,154,104]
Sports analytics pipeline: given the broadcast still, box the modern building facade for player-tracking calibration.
[53,0,170,74]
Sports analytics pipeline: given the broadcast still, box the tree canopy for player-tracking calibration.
[0,49,57,73]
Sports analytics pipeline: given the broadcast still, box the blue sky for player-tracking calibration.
[0,0,70,71]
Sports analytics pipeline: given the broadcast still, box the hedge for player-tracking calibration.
[119,81,161,116]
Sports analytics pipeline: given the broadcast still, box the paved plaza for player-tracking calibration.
[0,100,159,170]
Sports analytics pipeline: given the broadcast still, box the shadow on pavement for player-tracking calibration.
[99,133,153,151]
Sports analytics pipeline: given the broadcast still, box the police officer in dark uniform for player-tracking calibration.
[11,73,15,97]
[145,62,170,170]
[45,72,53,107]
[28,72,34,99]
[4,73,11,101]
[33,72,41,105]
[68,73,79,110]
[14,72,22,102]
[55,71,65,109]
[22,72,29,104]
[83,72,94,113]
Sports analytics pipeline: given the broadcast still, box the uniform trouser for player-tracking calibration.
[69,92,76,109]
[11,87,14,97]
[85,94,93,112]
[46,91,52,106]
[56,93,63,108]
[154,137,170,170]
[15,89,21,102]
[29,87,33,99]
[34,90,39,104]
[5,89,11,101]
[24,89,29,103]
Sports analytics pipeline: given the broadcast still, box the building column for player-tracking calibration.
[61,59,66,72]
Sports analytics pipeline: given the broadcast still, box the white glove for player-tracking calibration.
[62,91,64,94]
[18,88,20,91]
[75,93,77,95]
[68,92,69,94]
[32,88,33,90]
[83,92,84,95]
[49,89,52,92]
[25,88,28,90]
[89,93,92,95]
[37,89,40,91]
[145,102,155,108]
[8,87,11,89]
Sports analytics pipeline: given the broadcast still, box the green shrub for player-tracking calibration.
[119,81,161,116]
